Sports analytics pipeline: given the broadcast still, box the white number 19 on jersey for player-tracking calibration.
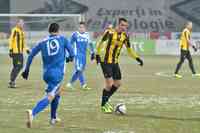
[47,39,60,56]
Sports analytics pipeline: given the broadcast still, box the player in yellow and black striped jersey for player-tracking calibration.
[8,19,30,88]
[174,21,200,78]
[96,18,143,113]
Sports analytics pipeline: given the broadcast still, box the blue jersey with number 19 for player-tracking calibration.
[25,34,74,83]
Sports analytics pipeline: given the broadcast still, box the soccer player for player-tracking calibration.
[8,19,29,88]
[66,22,95,90]
[96,18,143,113]
[174,21,200,78]
[21,23,74,128]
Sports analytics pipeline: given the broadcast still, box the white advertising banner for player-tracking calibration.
[156,40,179,55]
[156,40,200,55]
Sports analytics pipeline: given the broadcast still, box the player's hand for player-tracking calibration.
[9,50,13,58]
[21,69,29,80]
[90,53,95,61]
[66,56,74,63]
[136,57,143,66]
[96,54,101,65]
[26,49,30,54]
[192,45,197,52]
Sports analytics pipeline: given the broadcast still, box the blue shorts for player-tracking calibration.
[45,82,61,97]
[74,56,86,71]
[43,69,63,96]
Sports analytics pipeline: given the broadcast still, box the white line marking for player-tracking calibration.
[155,71,172,78]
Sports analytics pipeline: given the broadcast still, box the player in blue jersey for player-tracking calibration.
[66,22,95,90]
[21,23,74,128]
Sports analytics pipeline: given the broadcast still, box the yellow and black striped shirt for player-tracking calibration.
[179,28,191,51]
[96,28,139,64]
[9,26,27,54]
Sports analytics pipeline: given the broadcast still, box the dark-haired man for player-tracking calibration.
[22,23,74,128]
[96,18,144,113]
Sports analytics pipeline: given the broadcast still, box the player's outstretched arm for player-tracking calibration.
[126,48,143,66]
[125,36,143,66]
[22,43,41,80]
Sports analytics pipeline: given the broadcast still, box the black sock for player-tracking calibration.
[108,85,118,98]
[101,85,119,106]
[101,89,110,106]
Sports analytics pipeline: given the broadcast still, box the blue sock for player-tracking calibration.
[70,71,81,84]
[79,71,85,86]
[32,96,50,117]
[50,95,60,119]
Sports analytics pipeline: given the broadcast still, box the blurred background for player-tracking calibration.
[0,0,200,55]
[1,1,200,133]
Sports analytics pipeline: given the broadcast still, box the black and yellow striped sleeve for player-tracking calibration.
[22,32,28,52]
[124,35,139,59]
[96,30,110,55]
[184,30,190,42]
[9,28,16,50]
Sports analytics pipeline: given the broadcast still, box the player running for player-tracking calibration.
[66,22,95,90]
[21,23,74,128]
[174,21,200,78]
[96,18,143,113]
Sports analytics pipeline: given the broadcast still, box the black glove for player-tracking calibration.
[26,49,30,54]
[66,56,74,63]
[96,54,101,64]
[192,45,197,52]
[9,50,13,58]
[90,53,95,61]
[21,69,29,80]
[136,57,143,66]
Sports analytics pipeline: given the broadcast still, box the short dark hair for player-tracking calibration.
[118,18,128,24]
[48,23,59,33]
[79,21,86,25]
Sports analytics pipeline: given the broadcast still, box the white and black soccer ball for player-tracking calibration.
[115,103,127,115]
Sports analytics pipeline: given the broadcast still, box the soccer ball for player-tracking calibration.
[115,103,127,115]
